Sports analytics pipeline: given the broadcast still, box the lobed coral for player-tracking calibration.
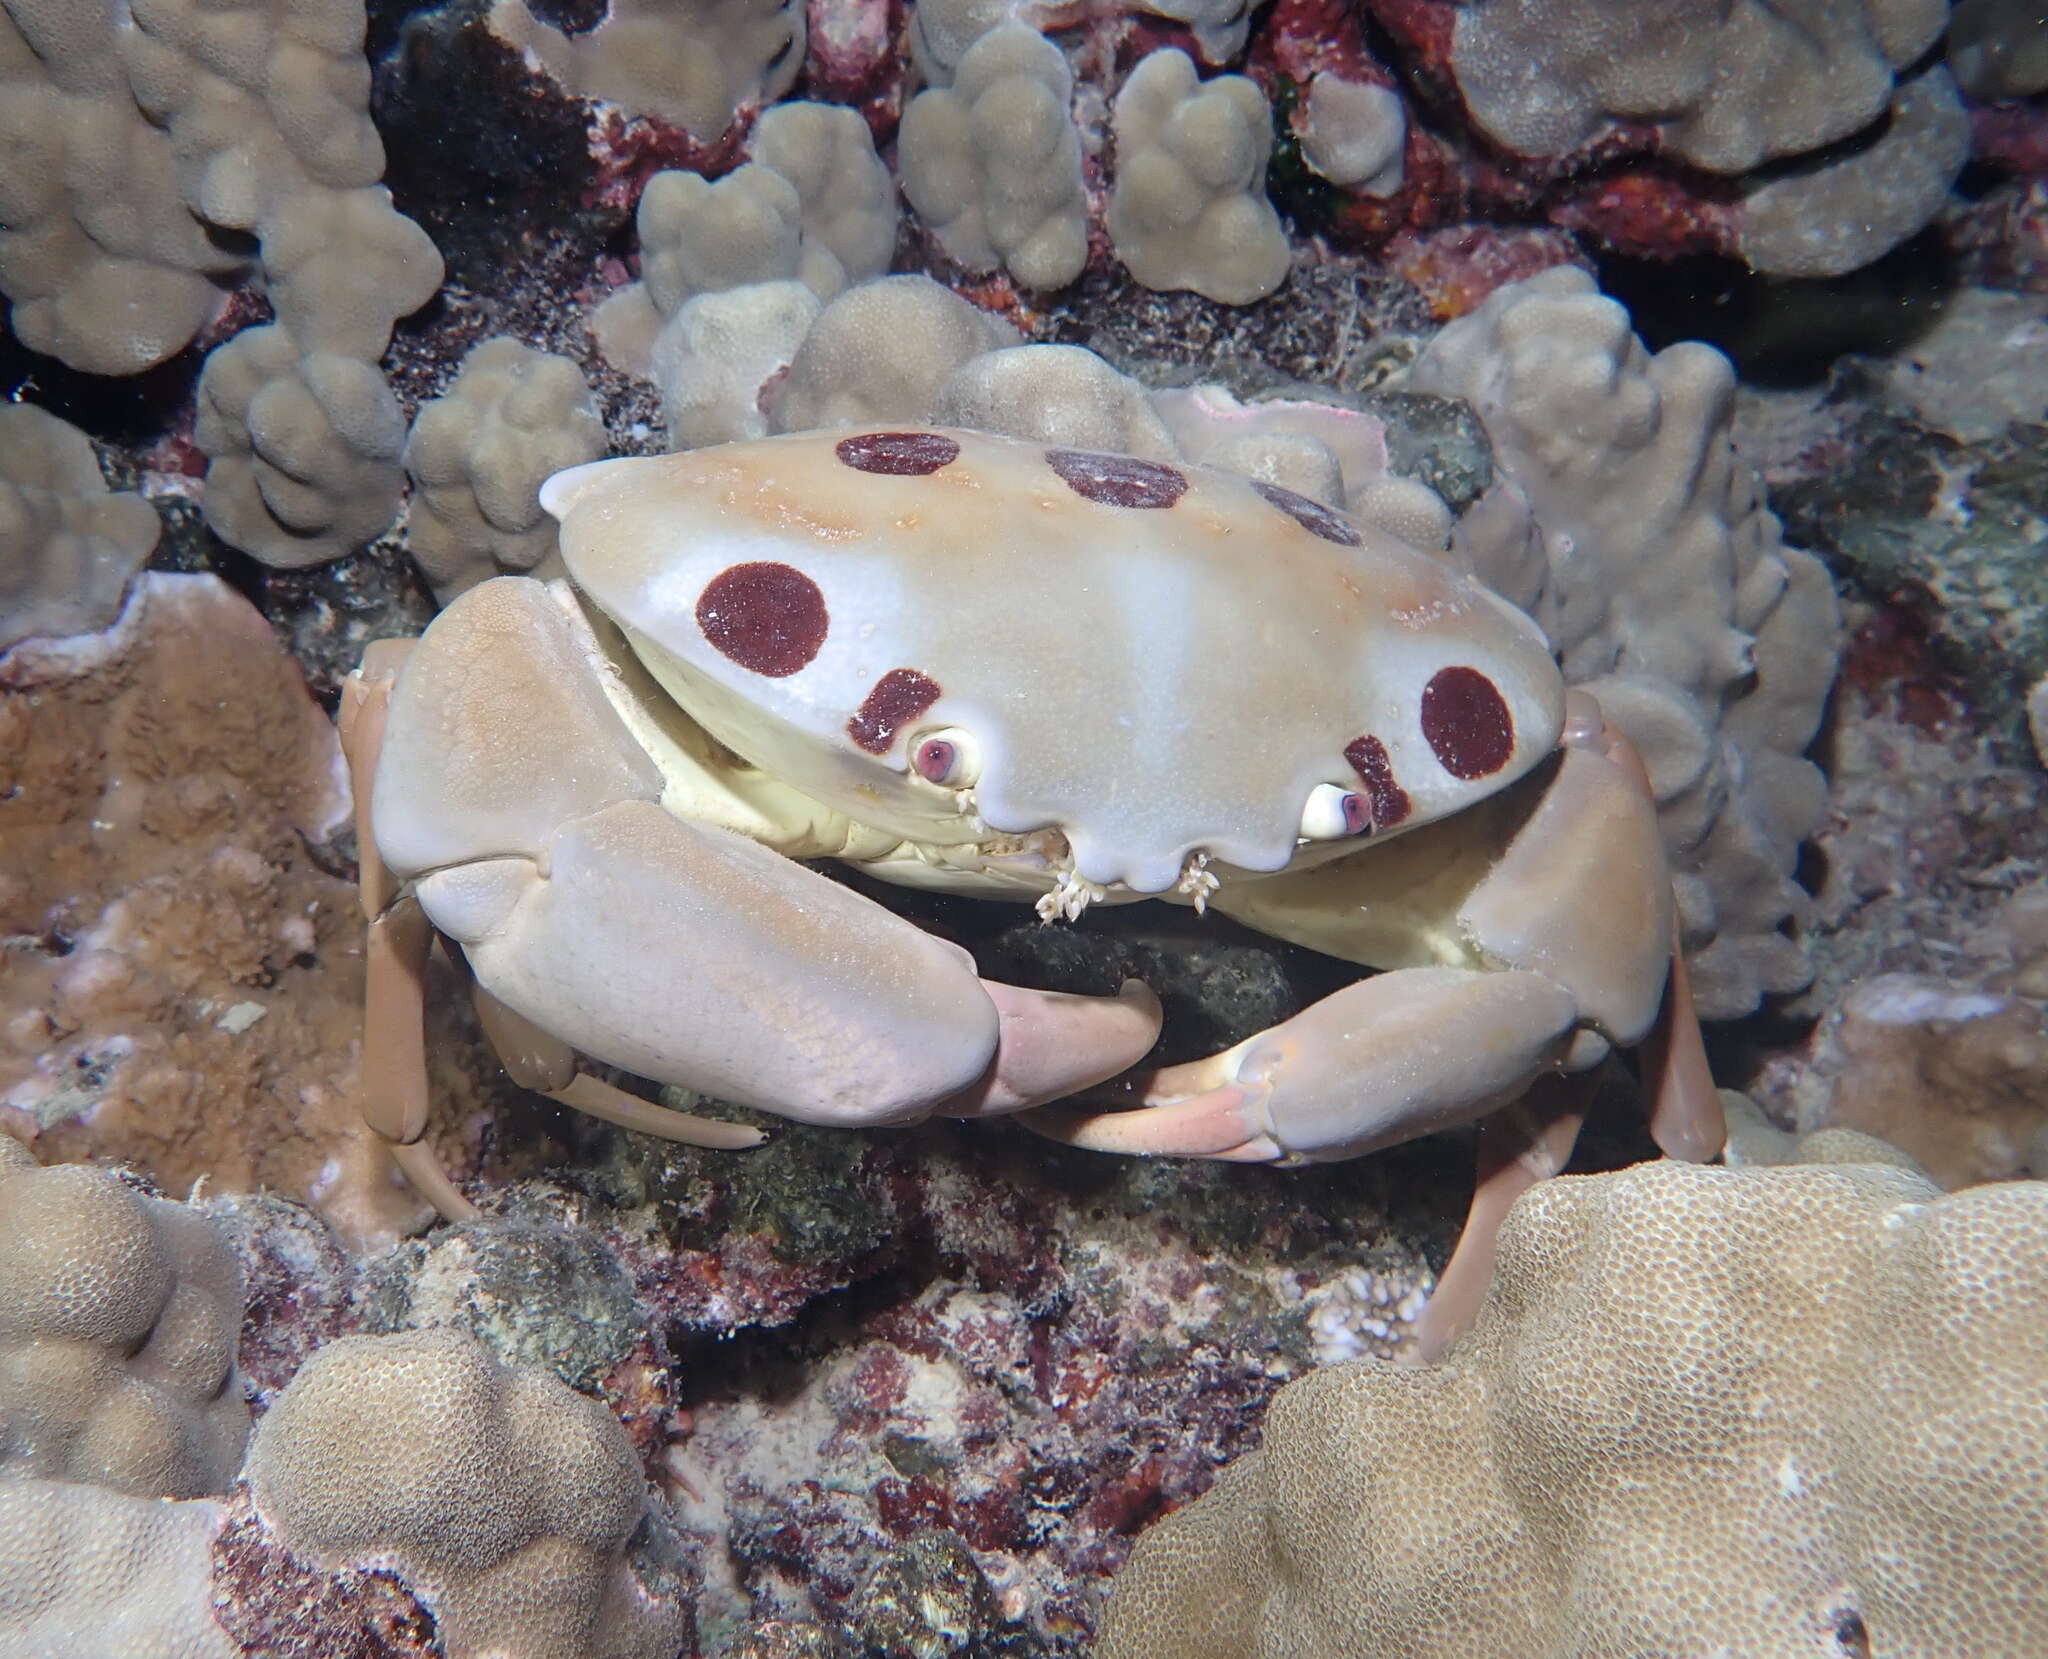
[1950,0,2048,100]
[1449,0,1946,175]
[1107,49,1291,305]
[1099,1152,2048,1657]
[0,1477,236,1659]
[1734,67,1971,278]
[1409,266,1840,1018]
[898,23,1089,291]
[1298,71,1405,198]
[644,167,822,312]
[0,0,244,374]
[1442,0,1965,276]
[244,1328,688,1659]
[491,0,805,139]
[0,1141,690,1659]
[747,100,897,292]
[932,342,1185,458]
[0,1141,245,1659]
[639,268,1451,548]
[0,1136,248,1499]
[0,405,160,653]
[403,336,608,603]
[760,271,1022,430]
[592,100,893,374]
[0,0,442,566]
[650,278,825,448]
[193,325,413,572]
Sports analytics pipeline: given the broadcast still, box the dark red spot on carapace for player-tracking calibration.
[695,561,829,678]
[1343,736,1411,829]
[836,431,961,476]
[848,668,943,754]
[1046,448,1188,509]
[1421,666,1515,779]
[1253,480,1363,547]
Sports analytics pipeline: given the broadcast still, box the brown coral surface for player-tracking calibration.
[0,573,489,1249]
[1098,1156,2048,1658]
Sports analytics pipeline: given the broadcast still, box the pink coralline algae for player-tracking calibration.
[207,1109,1455,1654]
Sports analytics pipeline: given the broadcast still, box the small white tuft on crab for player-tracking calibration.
[345,426,1724,1361]
[1037,866,1111,923]
[1175,851,1220,915]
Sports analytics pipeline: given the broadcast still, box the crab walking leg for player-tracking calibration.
[1405,1074,1588,1363]
[338,638,414,920]
[1562,692,1725,1165]
[361,898,480,1218]
[1020,968,1582,1161]
[470,982,768,1150]
[339,644,482,1221]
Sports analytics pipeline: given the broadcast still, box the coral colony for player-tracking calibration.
[4,0,2048,1654]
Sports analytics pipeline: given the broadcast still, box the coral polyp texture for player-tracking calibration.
[1098,1154,2048,1658]
[0,574,480,1251]
[244,1329,689,1659]
[0,1475,239,1659]
[0,1136,247,1499]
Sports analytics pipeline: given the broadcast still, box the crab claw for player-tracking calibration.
[1020,967,1581,1162]
[939,979,1164,1117]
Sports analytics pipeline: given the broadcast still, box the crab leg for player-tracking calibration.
[1640,935,1721,1160]
[1405,1074,1587,1362]
[1021,967,1582,1162]
[469,982,768,1150]
[339,644,480,1221]
[350,578,1166,1221]
[1566,694,1724,1165]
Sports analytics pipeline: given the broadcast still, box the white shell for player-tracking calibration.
[543,427,1564,893]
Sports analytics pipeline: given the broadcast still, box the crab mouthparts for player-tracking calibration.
[980,829,1219,923]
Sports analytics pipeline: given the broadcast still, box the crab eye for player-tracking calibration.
[1300,782,1372,840]
[912,727,978,787]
